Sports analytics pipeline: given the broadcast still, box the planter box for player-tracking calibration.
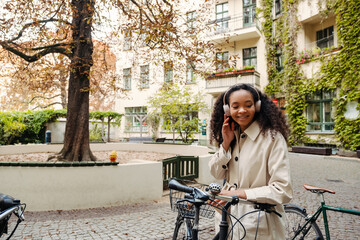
[206,69,255,79]
[292,146,332,156]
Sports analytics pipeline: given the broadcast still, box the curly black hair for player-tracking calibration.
[210,84,289,147]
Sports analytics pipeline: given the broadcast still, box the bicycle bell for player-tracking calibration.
[208,183,221,195]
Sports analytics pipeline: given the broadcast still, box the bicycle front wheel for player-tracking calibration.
[173,216,194,240]
[284,204,323,240]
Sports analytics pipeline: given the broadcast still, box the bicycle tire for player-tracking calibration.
[284,204,324,240]
[173,215,194,240]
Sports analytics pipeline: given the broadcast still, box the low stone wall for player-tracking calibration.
[0,142,212,156]
[0,161,162,211]
[0,143,216,211]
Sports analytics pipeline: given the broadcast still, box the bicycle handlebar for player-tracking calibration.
[169,179,279,213]
[0,205,23,221]
[168,179,194,194]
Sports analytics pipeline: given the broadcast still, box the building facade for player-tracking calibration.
[112,0,359,150]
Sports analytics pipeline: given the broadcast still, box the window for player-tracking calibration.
[164,61,173,83]
[216,2,229,32]
[123,33,132,51]
[123,68,131,90]
[187,11,196,34]
[306,90,335,132]
[243,47,257,69]
[316,26,334,49]
[276,45,284,72]
[243,0,256,26]
[186,61,196,83]
[216,51,229,70]
[140,65,149,89]
[275,0,282,15]
[139,27,149,47]
[125,106,148,132]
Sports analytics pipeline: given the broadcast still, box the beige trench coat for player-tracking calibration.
[209,121,293,239]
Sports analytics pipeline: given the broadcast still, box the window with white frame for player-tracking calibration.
[125,106,148,132]
[316,26,334,49]
[186,61,196,83]
[216,2,229,32]
[140,65,150,89]
[123,33,132,51]
[243,0,256,26]
[243,47,257,69]
[276,45,284,72]
[216,51,229,70]
[187,11,196,34]
[275,0,282,16]
[164,61,173,83]
[123,68,131,90]
[306,90,335,132]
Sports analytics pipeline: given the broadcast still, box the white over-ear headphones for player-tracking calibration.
[223,84,261,116]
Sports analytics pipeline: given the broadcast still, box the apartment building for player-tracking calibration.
[112,0,263,143]
[113,0,358,149]
[295,1,339,142]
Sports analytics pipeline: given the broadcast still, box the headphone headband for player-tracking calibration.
[223,84,261,115]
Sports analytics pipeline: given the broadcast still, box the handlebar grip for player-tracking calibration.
[168,179,193,194]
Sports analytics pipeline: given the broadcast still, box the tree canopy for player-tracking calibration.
[148,83,209,143]
[0,0,220,161]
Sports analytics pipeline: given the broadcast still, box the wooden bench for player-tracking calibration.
[292,146,332,155]
[155,138,166,143]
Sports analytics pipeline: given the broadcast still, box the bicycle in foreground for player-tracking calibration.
[283,184,360,240]
[0,193,26,239]
[168,179,281,240]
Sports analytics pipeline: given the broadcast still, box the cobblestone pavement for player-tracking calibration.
[6,153,360,239]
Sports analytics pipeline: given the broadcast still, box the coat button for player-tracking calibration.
[241,134,246,138]
[222,165,227,169]
[235,157,238,161]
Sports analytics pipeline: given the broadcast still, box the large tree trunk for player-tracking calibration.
[51,0,96,162]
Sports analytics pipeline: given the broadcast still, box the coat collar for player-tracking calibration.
[235,121,261,142]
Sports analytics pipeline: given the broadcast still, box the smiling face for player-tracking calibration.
[228,89,256,132]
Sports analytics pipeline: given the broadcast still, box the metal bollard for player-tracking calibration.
[45,130,51,144]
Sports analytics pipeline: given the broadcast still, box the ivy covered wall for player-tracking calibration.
[258,0,360,150]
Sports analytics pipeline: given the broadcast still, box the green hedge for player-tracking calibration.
[0,109,66,145]
[0,109,122,145]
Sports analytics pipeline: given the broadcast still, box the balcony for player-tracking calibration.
[205,14,261,42]
[205,69,260,91]
[296,40,341,78]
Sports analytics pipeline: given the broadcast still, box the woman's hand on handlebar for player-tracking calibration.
[209,189,247,209]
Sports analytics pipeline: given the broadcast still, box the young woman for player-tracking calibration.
[209,83,293,239]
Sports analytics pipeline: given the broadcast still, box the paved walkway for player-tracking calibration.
[6,153,360,239]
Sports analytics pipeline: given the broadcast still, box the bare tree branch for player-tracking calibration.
[7,19,72,43]
[29,94,62,104]
[32,101,63,110]
[0,42,72,62]
[130,0,155,24]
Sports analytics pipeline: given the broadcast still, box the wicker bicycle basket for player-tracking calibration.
[169,179,215,219]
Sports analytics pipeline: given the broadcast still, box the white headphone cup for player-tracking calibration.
[223,105,230,116]
[255,100,261,112]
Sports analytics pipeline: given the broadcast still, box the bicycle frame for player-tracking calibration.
[190,201,232,240]
[290,195,360,240]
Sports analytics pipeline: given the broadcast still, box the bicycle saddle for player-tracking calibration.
[303,184,336,194]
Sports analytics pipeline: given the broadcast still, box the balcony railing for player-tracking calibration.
[303,35,335,51]
[206,14,259,38]
[205,69,260,89]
